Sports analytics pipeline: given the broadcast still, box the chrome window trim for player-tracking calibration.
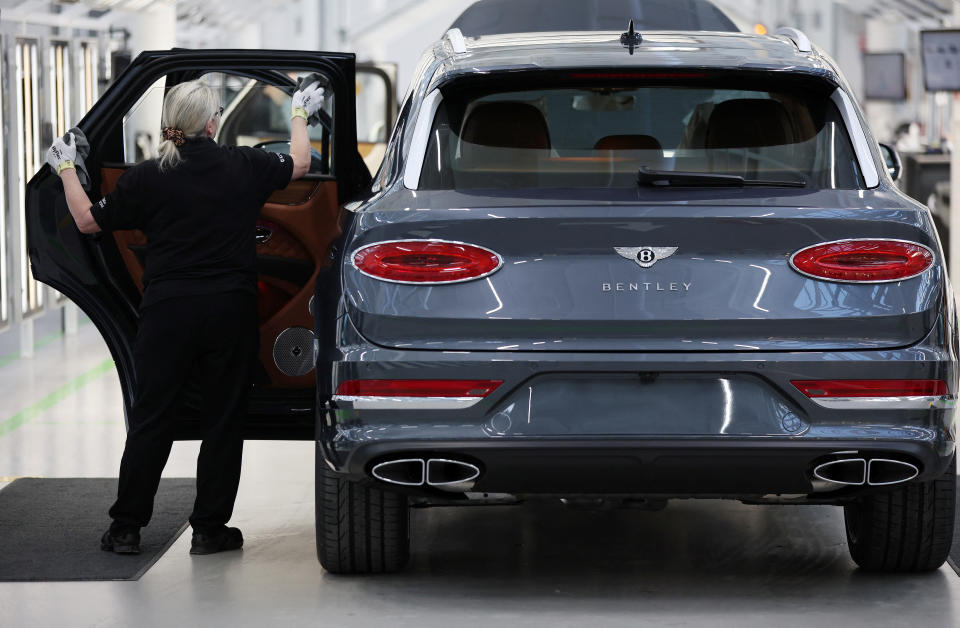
[403,88,443,190]
[333,395,484,410]
[349,238,503,285]
[807,395,955,410]
[831,88,880,188]
[788,238,935,284]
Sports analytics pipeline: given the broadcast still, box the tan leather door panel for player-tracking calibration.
[100,166,339,389]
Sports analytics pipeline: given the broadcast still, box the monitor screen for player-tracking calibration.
[922,30,960,92]
[864,53,907,101]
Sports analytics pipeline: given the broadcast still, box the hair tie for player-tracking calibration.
[161,127,186,147]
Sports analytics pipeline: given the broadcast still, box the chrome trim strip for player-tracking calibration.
[426,459,481,487]
[371,459,425,486]
[831,88,880,188]
[333,395,483,410]
[774,27,812,53]
[813,458,866,486]
[349,238,504,285]
[403,88,443,190]
[808,395,955,410]
[867,458,919,486]
[788,238,935,284]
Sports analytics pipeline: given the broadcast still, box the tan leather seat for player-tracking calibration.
[594,134,664,170]
[593,134,663,152]
[703,99,795,176]
[704,99,795,149]
[460,102,550,149]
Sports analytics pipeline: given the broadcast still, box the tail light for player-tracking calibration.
[336,380,502,397]
[352,240,502,284]
[793,380,947,398]
[790,239,934,283]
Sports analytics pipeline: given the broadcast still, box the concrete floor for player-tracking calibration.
[2,317,960,627]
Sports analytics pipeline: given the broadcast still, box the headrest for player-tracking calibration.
[594,135,663,152]
[704,99,795,149]
[460,102,551,149]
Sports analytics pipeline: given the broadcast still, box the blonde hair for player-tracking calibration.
[157,80,219,172]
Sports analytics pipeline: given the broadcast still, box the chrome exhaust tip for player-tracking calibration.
[867,458,919,486]
[813,458,867,486]
[371,458,425,486]
[426,458,481,492]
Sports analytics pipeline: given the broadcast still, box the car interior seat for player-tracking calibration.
[703,98,795,177]
[460,101,551,149]
[593,134,664,170]
[458,101,551,186]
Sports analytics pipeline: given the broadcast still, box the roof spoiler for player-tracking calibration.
[775,27,812,53]
[445,28,467,54]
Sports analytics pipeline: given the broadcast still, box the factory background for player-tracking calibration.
[0,0,953,352]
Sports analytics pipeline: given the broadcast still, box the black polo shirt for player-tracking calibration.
[91,138,293,308]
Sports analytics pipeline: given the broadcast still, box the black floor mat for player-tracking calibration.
[0,478,194,581]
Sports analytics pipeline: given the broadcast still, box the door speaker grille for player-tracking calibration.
[273,327,315,376]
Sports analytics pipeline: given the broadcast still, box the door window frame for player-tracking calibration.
[85,51,360,202]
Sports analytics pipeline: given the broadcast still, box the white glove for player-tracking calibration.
[292,82,325,121]
[46,132,77,175]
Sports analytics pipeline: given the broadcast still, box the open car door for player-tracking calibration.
[25,49,365,440]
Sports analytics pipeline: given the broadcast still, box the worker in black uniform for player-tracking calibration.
[45,78,325,555]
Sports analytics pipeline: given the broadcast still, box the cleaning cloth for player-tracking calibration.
[66,126,92,190]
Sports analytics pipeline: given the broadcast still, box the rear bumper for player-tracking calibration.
[318,315,957,499]
[332,438,952,498]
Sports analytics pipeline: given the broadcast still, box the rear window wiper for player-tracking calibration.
[637,167,807,188]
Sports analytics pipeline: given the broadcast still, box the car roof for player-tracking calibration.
[429,31,839,85]
[449,0,738,37]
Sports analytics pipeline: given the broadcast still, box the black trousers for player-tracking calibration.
[109,291,258,534]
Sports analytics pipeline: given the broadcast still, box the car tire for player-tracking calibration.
[315,453,410,574]
[843,456,956,572]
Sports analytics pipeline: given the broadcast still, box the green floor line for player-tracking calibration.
[0,358,115,438]
[0,317,93,370]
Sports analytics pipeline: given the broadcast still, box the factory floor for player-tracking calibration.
[1,314,959,627]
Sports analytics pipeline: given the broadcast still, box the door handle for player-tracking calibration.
[255,226,273,245]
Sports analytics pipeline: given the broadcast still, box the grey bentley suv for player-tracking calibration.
[27,25,957,574]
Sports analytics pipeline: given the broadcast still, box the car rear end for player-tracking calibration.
[316,45,957,573]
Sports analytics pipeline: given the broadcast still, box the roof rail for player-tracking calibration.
[775,27,812,53]
[445,28,467,54]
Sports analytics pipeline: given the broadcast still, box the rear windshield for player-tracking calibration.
[418,75,863,190]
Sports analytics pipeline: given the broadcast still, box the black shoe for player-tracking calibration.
[100,529,141,555]
[190,526,243,555]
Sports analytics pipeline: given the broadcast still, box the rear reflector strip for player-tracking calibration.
[336,379,502,397]
[792,379,954,410]
[334,396,486,410]
[334,379,503,410]
[793,380,947,398]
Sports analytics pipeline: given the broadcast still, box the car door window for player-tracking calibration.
[121,71,335,174]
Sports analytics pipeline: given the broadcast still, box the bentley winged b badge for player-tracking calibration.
[615,246,678,268]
